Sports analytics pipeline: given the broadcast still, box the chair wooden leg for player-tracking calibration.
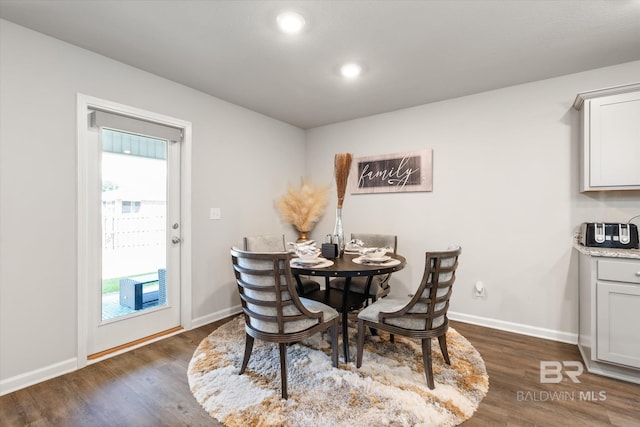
[438,334,450,365]
[356,319,365,368]
[330,323,339,368]
[422,338,435,389]
[240,333,254,374]
[279,343,288,399]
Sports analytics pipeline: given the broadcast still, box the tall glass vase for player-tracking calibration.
[332,207,345,257]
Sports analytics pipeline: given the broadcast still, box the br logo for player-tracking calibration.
[540,361,584,383]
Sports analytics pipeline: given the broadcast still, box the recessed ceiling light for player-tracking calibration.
[340,63,362,79]
[277,11,306,34]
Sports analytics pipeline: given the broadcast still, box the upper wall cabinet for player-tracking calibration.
[574,83,640,192]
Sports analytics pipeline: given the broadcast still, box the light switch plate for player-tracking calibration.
[209,208,221,220]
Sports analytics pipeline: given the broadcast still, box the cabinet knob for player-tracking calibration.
[636,271,640,277]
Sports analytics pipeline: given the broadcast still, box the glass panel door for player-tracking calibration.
[100,129,168,321]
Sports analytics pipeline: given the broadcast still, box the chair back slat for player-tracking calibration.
[231,248,323,335]
[239,293,295,309]
[241,307,309,324]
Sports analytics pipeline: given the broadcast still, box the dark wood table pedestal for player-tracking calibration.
[291,253,406,362]
[304,277,369,362]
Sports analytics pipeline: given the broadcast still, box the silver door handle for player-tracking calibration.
[172,236,181,244]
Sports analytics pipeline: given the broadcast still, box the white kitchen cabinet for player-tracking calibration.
[574,83,640,192]
[578,251,640,383]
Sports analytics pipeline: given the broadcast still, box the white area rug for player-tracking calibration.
[188,316,488,426]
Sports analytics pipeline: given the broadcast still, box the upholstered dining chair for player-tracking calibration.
[329,233,398,303]
[243,234,321,296]
[231,248,339,399]
[356,246,461,389]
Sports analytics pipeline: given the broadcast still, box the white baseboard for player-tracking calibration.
[0,358,77,397]
[191,304,242,329]
[448,311,578,345]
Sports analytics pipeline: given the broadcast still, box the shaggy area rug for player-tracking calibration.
[188,316,488,427]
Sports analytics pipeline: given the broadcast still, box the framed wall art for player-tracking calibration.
[350,149,433,194]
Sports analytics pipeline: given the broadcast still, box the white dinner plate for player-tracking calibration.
[294,257,325,264]
[290,259,334,268]
[361,255,391,262]
[352,257,401,267]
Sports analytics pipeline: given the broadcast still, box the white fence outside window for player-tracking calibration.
[103,214,166,249]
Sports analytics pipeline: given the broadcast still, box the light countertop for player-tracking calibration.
[573,234,640,260]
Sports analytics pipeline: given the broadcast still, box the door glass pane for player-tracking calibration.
[100,129,168,321]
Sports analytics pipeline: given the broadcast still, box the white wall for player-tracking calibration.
[0,20,305,390]
[305,61,640,341]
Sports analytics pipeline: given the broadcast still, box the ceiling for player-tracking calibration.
[1,0,639,129]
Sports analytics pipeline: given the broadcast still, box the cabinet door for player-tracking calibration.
[589,91,640,188]
[596,281,640,368]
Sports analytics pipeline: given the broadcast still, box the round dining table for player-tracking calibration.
[290,252,406,362]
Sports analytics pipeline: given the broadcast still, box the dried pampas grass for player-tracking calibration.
[334,153,352,208]
[276,180,329,233]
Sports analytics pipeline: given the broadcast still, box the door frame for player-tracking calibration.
[76,93,192,368]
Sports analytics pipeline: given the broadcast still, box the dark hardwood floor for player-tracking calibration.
[452,321,640,427]
[1,317,638,426]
